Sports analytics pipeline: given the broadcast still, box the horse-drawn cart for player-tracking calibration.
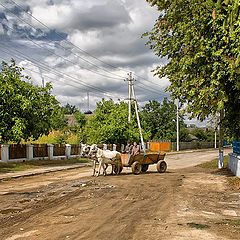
[117,153,167,175]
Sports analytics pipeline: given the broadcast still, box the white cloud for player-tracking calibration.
[1,0,171,112]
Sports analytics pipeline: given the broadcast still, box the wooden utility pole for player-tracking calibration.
[128,73,132,123]
[127,73,146,153]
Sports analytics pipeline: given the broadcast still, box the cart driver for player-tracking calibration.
[131,142,140,156]
[124,141,133,154]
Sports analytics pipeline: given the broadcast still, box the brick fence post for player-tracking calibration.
[1,144,9,163]
[26,144,34,160]
[47,144,54,160]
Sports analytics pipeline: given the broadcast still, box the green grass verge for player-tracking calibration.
[0,158,90,173]
[198,156,228,169]
[187,222,210,229]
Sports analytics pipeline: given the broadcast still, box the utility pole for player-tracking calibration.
[214,128,217,149]
[218,109,224,169]
[87,91,90,112]
[176,97,180,151]
[128,73,132,123]
[127,73,146,153]
[42,76,44,88]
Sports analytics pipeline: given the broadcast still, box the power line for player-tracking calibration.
[1,1,126,79]
[5,0,169,91]
[0,4,125,82]
[0,54,128,104]
[135,81,169,96]
[0,44,127,99]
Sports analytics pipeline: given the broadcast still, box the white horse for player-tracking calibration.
[93,148,122,177]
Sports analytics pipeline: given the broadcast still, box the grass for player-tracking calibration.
[187,222,210,229]
[216,219,240,231]
[198,156,240,190]
[0,158,90,173]
[198,156,228,169]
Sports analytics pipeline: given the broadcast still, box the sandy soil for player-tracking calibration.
[0,149,239,240]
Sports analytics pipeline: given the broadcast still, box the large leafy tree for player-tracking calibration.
[141,99,191,141]
[144,0,240,138]
[0,60,60,143]
[83,99,151,144]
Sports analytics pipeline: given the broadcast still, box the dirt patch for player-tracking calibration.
[0,165,239,240]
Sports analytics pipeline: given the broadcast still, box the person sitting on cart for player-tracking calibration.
[124,141,133,154]
[131,142,140,156]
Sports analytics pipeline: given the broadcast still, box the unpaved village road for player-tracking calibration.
[0,149,239,240]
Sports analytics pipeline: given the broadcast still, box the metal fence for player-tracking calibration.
[233,140,240,154]
[9,144,27,159]
[33,144,48,158]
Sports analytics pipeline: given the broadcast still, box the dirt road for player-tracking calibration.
[0,149,239,240]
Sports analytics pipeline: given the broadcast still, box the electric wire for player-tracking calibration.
[0,4,125,82]
[0,44,127,99]
[0,53,128,104]
[5,0,168,91]
[0,1,126,79]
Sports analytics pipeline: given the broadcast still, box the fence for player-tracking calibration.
[9,144,27,159]
[233,140,240,155]
[33,144,48,158]
[71,144,81,155]
[1,141,225,164]
[171,141,218,151]
[53,144,66,156]
[97,144,104,149]
[149,140,171,152]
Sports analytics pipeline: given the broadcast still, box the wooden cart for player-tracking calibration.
[116,153,167,175]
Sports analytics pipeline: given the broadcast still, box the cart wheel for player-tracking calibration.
[132,161,142,175]
[113,165,123,174]
[157,160,167,173]
[141,164,149,173]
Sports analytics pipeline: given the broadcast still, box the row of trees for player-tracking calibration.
[0,60,185,144]
[0,60,219,144]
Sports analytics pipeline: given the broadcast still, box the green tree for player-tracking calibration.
[50,106,68,131]
[0,60,60,143]
[191,128,208,141]
[144,0,240,138]
[141,98,190,141]
[83,99,150,144]
[72,111,86,142]
[62,103,78,114]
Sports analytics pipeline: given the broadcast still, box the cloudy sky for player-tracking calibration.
[0,0,207,126]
